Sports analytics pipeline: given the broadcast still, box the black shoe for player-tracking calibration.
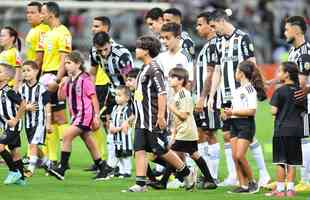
[228,187,249,194]
[147,181,166,190]
[204,181,217,190]
[248,181,259,194]
[84,164,98,172]
[49,166,65,181]
[94,165,114,181]
[123,173,131,178]
[153,170,164,177]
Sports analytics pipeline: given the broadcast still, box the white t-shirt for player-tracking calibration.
[231,83,257,118]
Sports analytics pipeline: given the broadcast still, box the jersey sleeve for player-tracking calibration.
[83,76,96,97]
[7,90,22,105]
[247,91,257,109]
[182,38,195,59]
[118,52,133,75]
[297,54,310,75]
[42,90,50,105]
[241,34,255,60]
[58,33,72,53]
[89,47,100,67]
[207,43,220,67]
[151,67,166,95]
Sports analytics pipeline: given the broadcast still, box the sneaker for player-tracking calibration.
[265,190,285,197]
[248,181,260,194]
[286,190,296,197]
[83,164,98,172]
[49,166,65,180]
[4,171,22,184]
[184,169,196,190]
[14,178,27,186]
[264,181,277,190]
[167,178,184,189]
[218,177,238,187]
[119,173,131,178]
[147,180,166,190]
[204,181,218,190]
[295,181,310,192]
[122,184,147,192]
[228,187,249,194]
[94,166,114,181]
[258,175,271,188]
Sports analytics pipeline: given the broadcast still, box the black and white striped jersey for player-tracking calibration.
[134,60,166,132]
[217,29,255,104]
[0,85,22,132]
[19,82,49,129]
[181,31,195,59]
[195,36,221,108]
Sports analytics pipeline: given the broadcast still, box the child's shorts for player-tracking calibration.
[230,118,255,142]
[0,130,21,150]
[171,140,198,155]
[273,136,302,166]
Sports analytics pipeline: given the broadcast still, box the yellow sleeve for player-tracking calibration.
[58,32,72,53]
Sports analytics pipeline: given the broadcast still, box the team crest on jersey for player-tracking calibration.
[240,93,246,100]
[189,46,195,55]
[304,62,310,70]
[134,90,143,101]
[249,43,254,52]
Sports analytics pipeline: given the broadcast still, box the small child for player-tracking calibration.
[223,60,265,194]
[20,60,52,177]
[266,62,306,197]
[109,86,133,178]
[0,63,26,185]
[48,51,108,181]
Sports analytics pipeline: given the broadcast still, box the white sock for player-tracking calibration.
[301,140,310,182]
[185,153,195,168]
[287,182,295,191]
[198,142,209,164]
[155,164,165,172]
[28,155,38,173]
[107,134,117,167]
[208,143,220,179]
[250,140,269,178]
[276,182,285,192]
[123,157,132,174]
[224,143,236,179]
[41,156,49,166]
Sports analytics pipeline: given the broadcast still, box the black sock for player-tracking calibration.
[152,157,167,168]
[0,150,17,172]
[146,164,156,182]
[175,164,190,182]
[94,159,107,171]
[194,157,214,183]
[60,151,71,169]
[159,165,173,186]
[14,159,24,180]
[136,176,146,187]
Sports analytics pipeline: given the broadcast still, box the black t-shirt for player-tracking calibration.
[270,84,306,137]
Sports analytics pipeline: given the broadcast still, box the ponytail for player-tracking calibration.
[238,60,267,101]
[281,61,300,87]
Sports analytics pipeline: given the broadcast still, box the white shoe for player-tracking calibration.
[167,179,184,189]
[184,169,196,190]
[122,184,147,192]
[218,177,238,187]
[258,175,271,187]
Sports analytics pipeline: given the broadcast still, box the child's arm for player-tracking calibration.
[225,108,256,117]
[90,94,100,131]
[271,106,278,116]
[45,103,52,133]
[57,77,68,101]
[168,103,189,121]
[7,100,26,127]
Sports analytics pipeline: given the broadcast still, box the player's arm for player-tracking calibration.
[153,68,167,130]
[56,52,68,82]
[241,34,256,64]
[168,103,189,121]
[207,65,221,111]
[89,48,99,83]
[14,67,22,92]
[35,51,44,70]
[7,91,26,127]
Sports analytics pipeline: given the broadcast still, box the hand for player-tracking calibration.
[156,116,166,130]
[7,118,18,127]
[26,103,38,112]
[47,124,52,133]
[47,80,59,92]
[91,116,100,131]
[223,107,233,117]
[207,97,214,112]
[121,121,129,134]
[195,97,204,113]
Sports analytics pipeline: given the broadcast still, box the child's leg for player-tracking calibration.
[206,131,220,180]
[46,124,60,162]
[92,128,105,160]
[123,156,132,175]
[27,144,39,173]
[236,138,253,183]
[191,151,214,183]
[276,164,286,192]
[231,137,246,186]
[0,144,17,172]
[106,133,117,168]
[223,131,237,181]
[10,147,25,180]
[287,165,296,191]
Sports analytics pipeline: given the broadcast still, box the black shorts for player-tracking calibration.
[230,118,255,142]
[134,128,169,156]
[273,136,302,166]
[0,130,21,150]
[194,107,221,131]
[171,140,198,155]
[96,85,116,121]
[76,125,91,132]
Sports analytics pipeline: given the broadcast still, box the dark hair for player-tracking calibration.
[116,85,131,100]
[94,16,111,31]
[93,32,110,47]
[27,1,42,12]
[43,1,60,18]
[65,50,85,71]
[136,35,161,58]
[3,26,21,51]
[22,60,41,80]
[168,67,188,87]
[163,8,182,19]
[0,63,15,79]
[127,68,140,79]
[281,61,300,86]
[238,60,267,101]
[286,16,307,34]
[197,11,213,23]
[209,9,232,22]
[161,22,181,37]
[145,7,163,21]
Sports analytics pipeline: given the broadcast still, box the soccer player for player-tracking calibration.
[20,61,52,177]
[0,63,26,185]
[125,36,195,192]
[194,12,221,181]
[0,26,22,91]
[144,7,164,38]
[207,9,271,187]
[39,1,71,166]
[109,86,133,178]
[284,15,310,191]
[85,16,112,172]
[266,62,305,197]
[49,51,107,181]
[162,8,195,59]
